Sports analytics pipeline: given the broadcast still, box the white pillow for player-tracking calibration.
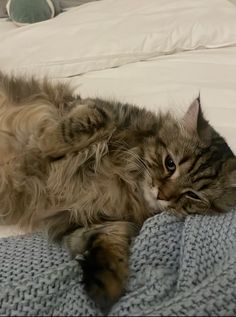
[0,0,236,77]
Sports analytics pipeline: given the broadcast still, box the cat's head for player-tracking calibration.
[142,97,236,216]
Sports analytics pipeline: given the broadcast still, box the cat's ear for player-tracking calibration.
[182,95,212,142]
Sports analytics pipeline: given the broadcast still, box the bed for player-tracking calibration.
[0,0,236,315]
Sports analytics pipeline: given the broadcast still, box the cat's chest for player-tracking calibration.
[83,172,149,221]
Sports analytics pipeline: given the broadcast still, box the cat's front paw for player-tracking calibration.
[62,104,108,143]
[79,232,128,312]
[65,222,138,312]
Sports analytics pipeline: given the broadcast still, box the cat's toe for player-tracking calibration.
[64,227,88,257]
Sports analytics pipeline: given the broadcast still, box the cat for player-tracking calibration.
[0,71,236,311]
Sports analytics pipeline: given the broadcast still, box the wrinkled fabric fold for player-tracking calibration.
[0,210,236,316]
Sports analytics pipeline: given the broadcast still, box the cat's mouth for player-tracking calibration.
[142,183,170,212]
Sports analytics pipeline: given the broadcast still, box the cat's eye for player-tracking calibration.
[185,191,201,200]
[165,155,176,173]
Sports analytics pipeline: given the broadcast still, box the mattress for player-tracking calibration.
[0,0,236,237]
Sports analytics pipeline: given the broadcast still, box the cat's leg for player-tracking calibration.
[64,221,139,312]
[36,102,114,158]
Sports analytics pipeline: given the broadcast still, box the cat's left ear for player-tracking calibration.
[182,95,212,142]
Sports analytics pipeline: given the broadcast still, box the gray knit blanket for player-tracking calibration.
[1,210,236,316]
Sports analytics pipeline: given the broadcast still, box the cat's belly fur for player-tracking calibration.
[0,98,151,230]
[0,137,150,230]
[0,100,57,163]
[41,152,151,228]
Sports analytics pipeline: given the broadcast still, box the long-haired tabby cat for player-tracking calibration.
[0,71,235,311]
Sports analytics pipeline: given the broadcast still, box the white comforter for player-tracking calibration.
[0,0,236,236]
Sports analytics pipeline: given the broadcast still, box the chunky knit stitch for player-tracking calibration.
[0,211,236,316]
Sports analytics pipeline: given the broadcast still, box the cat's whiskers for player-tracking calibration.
[110,146,151,179]
[109,139,151,178]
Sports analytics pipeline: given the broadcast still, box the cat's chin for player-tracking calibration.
[141,182,170,212]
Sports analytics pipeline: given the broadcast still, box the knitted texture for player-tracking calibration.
[0,210,236,316]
